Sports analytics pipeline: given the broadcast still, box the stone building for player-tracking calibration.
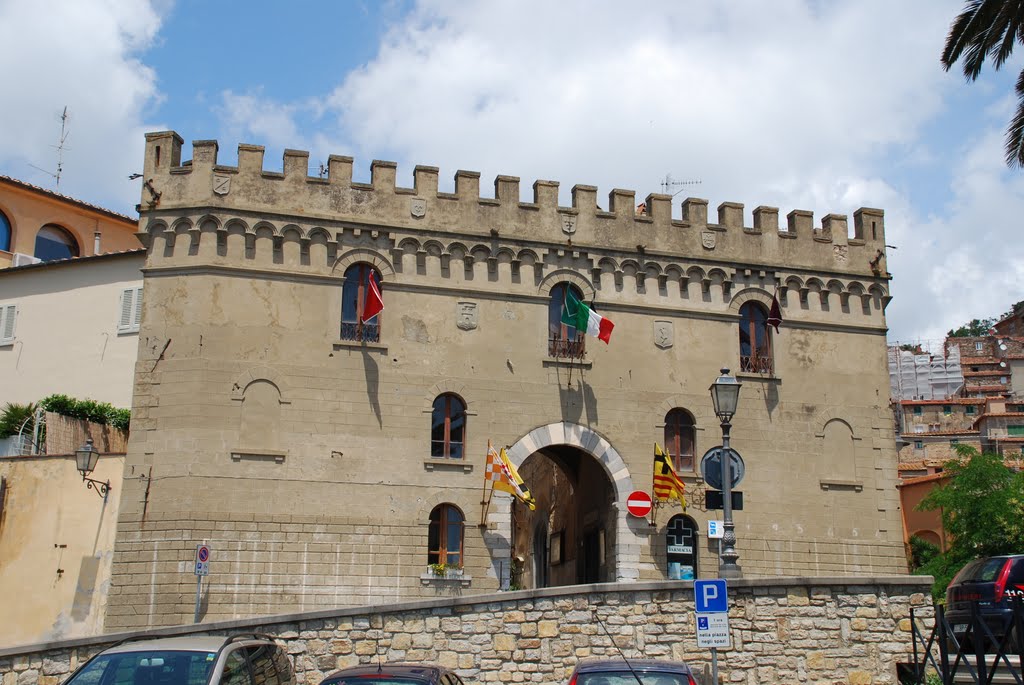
[105,131,907,630]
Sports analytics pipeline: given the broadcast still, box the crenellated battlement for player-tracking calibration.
[141,132,889,279]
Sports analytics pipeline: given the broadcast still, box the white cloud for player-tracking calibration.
[0,0,166,213]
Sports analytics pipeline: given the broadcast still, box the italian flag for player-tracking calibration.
[561,289,614,344]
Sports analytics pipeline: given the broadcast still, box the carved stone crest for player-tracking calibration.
[213,174,231,196]
[456,301,478,330]
[701,231,716,249]
[410,198,426,218]
[561,214,577,236]
[654,320,674,349]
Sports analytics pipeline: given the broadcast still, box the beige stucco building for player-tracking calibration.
[0,251,145,408]
[105,131,908,630]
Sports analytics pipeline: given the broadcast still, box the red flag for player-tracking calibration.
[767,293,782,333]
[361,274,383,323]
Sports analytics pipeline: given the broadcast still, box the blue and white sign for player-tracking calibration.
[194,544,210,577]
[694,579,728,613]
[707,520,724,539]
[695,612,731,648]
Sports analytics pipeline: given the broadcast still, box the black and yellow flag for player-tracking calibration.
[653,443,687,511]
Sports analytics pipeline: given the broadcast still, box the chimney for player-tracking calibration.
[93,230,102,254]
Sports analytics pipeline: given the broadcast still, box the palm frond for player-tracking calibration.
[1004,68,1024,167]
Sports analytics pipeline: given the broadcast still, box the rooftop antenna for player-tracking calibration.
[29,106,70,190]
[661,173,701,198]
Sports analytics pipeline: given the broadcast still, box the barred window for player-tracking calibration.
[739,301,773,375]
[548,282,584,359]
[341,264,382,342]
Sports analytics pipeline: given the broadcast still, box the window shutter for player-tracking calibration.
[118,287,142,332]
[0,304,16,344]
[133,286,143,329]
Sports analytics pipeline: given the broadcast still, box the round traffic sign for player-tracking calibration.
[700,447,745,490]
[626,490,653,517]
[197,545,210,563]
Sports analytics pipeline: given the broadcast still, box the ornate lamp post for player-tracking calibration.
[709,368,742,579]
[75,438,110,500]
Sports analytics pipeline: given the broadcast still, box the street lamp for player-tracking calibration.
[75,438,110,500]
[709,368,742,579]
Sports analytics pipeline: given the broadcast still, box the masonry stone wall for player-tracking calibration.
[0,578,935,685]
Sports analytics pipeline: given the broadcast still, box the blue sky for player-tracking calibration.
[1,0,1022,346]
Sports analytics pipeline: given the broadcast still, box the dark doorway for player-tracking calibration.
[510,444,616,589]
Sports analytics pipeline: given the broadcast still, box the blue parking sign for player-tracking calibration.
[694,579,728,613]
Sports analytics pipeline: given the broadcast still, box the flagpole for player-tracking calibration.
[480,440,493,526]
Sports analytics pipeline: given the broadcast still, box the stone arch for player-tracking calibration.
[728,287,773,314]
[196,213,222,231]
[332,248,395,278]
[498,421,638,582]
[422,380,470,409]
[230,366,292,403]
[538,269,595,299]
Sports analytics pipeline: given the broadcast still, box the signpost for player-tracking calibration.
[194,544,210,623]
[694,579,730,685]
[625,490,653,518]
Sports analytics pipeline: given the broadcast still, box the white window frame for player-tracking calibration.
[0,304,16,346]
[118,286,143,334]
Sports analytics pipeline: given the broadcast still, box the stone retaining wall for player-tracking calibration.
[0,577,935,685]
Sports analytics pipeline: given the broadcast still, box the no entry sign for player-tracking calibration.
[626,490,653,517]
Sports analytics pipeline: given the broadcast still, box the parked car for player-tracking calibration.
[945,554,1024,652]
[567,659,698,685]
[318,663,465,685]
[61,634,294,685]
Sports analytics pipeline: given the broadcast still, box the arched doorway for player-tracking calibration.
[508,444,617,589]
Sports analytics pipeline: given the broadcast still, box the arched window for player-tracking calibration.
[0,210,11,252]
[428,503,464,568]
[548,282,584,359]
[341,263,382,342]
[431,393,466,459]
[664,409,696,472]
[739,301,772,374]
[34,224,79,262]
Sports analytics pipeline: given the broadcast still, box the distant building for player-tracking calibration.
[0,174,139,269]
[993,302,1024,338]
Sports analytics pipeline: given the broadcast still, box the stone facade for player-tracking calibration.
[105,132,906,630]
[0,578,935,685]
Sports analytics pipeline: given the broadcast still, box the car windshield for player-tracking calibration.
[958,557,1007,583]
[578,673,689,685]
[67,651,218,685]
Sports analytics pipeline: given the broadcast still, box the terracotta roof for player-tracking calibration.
[0,174,137,224]
[972,412,1024,428]
[987,436,1024,442]
[899,398,986,406]
[897,472,950,487]
[903,430,979,437]
[964,370,1007,377]
[0,248,145,275]
[968,385,1010,393]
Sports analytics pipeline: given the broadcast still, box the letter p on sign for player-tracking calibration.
[694,579,728,613]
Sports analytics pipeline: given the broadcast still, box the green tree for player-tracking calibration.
[947,317,995,337]
[941,0,1024,167]
[915,445,1024,599]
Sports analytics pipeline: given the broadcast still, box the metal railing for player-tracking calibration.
[906,598,1023,684]
[340,322,380,343]
[549,336,585,360]
[739,354,773,375]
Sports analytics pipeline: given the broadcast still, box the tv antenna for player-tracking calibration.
[660,173,701,198]
[29,106,70,190]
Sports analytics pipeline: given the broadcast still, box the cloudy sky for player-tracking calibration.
[0,0,1021,346]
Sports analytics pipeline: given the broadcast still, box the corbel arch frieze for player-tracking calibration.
[332,248,396,278]
[538,269,596,299]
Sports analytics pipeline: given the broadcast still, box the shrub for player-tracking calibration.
[39,394,130,432]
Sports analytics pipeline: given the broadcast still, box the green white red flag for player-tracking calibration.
[560,289,614,344]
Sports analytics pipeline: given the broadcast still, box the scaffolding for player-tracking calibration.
[888,344,964,400]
